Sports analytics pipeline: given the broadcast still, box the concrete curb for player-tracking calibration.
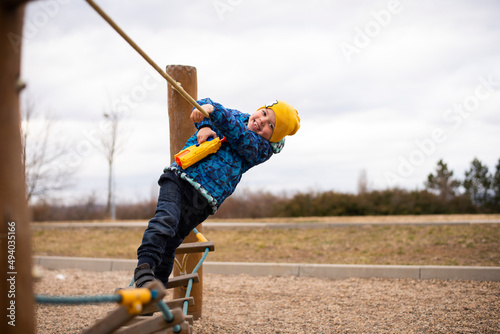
[34,256,500,282]
[31,220,500,230]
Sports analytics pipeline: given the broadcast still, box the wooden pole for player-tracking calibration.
[0,2,34,334]
[166,64,204,320]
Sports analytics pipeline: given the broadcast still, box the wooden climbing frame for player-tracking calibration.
[82,240,215,334]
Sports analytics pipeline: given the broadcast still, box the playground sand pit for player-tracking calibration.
[35,268,500,333]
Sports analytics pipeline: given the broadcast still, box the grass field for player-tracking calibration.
[32,215,500,266]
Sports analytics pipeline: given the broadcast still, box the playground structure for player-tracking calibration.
[0,1,216,333]
[36,228,215,334]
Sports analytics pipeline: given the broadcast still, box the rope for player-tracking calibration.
[193,247,210,275]
[182,247,210,315]
[183,279,194,315]
[156,299,175,322]
[35,294,121,304]
[36,289,180,331]
[35,290,159,305]
[156,299,182,333]
[84,0,209,118]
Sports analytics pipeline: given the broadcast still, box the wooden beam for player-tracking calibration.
[166,273,199,289]
[114,308,186,334]
[0,3,34,334]
[1,0,31,8]
[140,297,194,315]
[175,241,215,254]
[166,64,204,320]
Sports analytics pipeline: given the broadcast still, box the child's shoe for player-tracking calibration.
[134,263,155,288]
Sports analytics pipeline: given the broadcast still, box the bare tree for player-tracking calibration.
[21,94,74,203]
[357,169,369,195]
[98,109,126,220]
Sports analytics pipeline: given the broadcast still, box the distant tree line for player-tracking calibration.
[31,196,156,221]
[30,157,500,221]
[216,157,500,218]
[23,93,499,220]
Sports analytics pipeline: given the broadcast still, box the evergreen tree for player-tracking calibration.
[463,157,491,207]
[425,159,460,201]
[492,158,500,211]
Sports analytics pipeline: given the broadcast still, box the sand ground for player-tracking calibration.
[35,268,500,333]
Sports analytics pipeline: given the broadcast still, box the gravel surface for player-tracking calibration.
[35,268,500,333]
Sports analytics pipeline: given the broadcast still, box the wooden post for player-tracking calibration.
[166,64,204,320]
[0,2,34,334]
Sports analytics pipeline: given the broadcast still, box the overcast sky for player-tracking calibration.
[21,0,500,203]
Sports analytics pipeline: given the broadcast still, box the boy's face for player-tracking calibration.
[248,108,276,141]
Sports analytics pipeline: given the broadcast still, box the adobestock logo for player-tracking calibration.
[384,75,499,185]
[339,0,404,64]
[212,0,244,21]
[111,72,162,114]
[8,0,70,53]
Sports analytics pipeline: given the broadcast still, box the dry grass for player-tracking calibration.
[33,228,141,259]
[32,221,500,266]
[207,224,500,266]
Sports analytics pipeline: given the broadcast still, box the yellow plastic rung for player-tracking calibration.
[195,231,208,243]
[118,288,152,314]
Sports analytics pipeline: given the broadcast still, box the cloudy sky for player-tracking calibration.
[21,0,500,203]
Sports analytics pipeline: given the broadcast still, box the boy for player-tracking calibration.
[134,98,300,287]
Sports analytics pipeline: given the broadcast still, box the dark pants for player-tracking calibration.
[137,171,211,286]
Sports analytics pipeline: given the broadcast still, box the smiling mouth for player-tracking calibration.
[253,120,260,131]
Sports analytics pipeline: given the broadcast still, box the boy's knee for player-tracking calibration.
[147,218,177,237]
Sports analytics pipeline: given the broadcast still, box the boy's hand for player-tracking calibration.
[190,104,214,123]
[197,127,217,144]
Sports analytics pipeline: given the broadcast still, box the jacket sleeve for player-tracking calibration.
[208,101,273,164]
[193,98,215,130]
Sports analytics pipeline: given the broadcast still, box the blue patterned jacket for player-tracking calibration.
[165,98,284,213]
